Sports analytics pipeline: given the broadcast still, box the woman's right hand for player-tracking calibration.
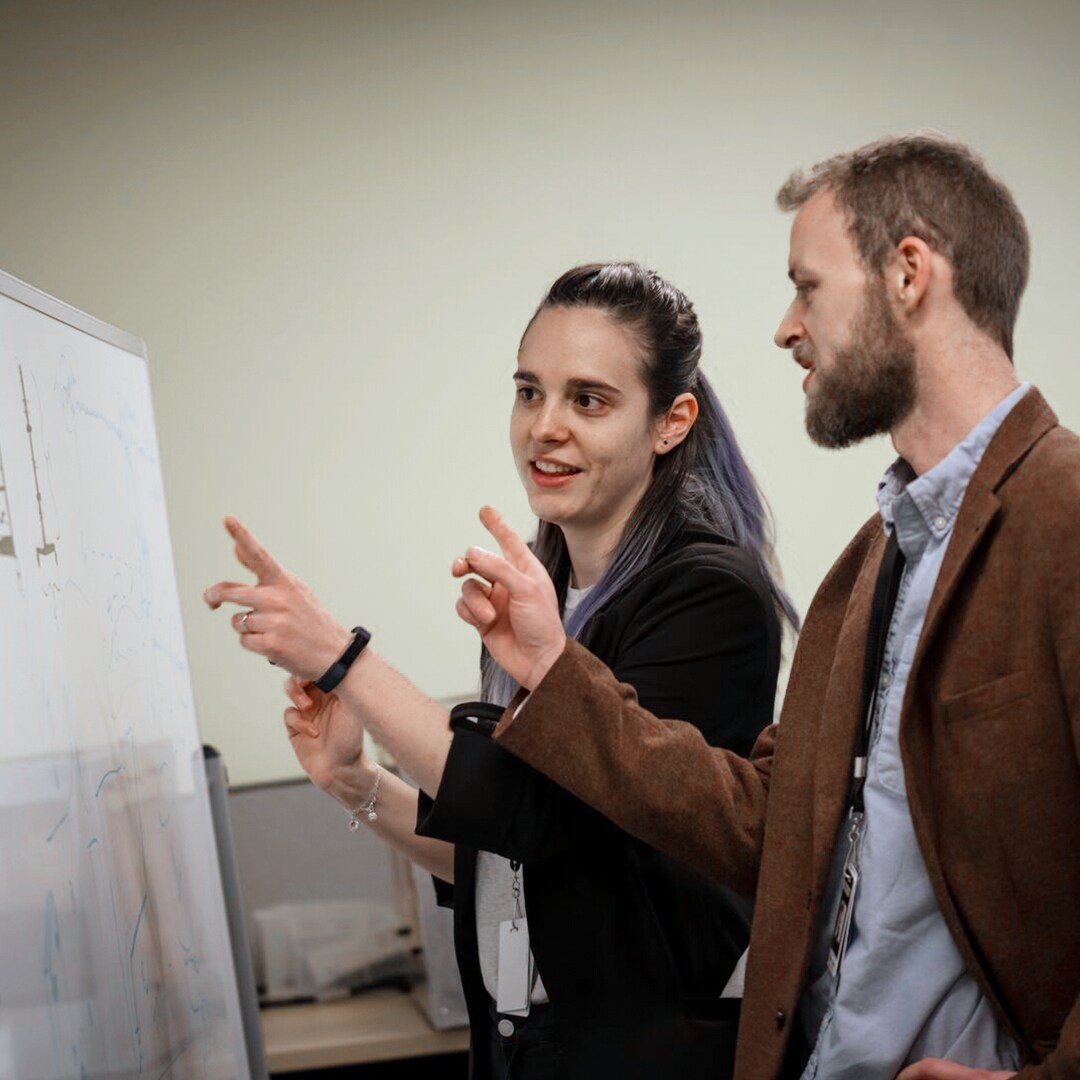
[452,506,566,691]
[283,677,377,809]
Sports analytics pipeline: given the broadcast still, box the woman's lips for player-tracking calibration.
[530,463,581,488]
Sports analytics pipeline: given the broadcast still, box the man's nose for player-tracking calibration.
[774,303,803,349]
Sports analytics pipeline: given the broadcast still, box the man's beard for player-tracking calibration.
[803,279,917,449]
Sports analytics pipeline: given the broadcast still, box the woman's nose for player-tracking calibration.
[531,401,568,442]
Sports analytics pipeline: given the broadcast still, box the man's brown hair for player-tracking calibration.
[777,133,1029,358]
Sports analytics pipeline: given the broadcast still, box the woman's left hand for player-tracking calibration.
[204,516,353,681]
[282,676,374,807]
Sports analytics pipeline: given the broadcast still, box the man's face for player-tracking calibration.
[774,189,916,448]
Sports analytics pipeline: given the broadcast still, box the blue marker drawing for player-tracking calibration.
[94,764,124,797]
[129,892,148,961]
[43,891,60,1003]
[46,808,69,844]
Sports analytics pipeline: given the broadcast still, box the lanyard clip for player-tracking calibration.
[847,809,864,845]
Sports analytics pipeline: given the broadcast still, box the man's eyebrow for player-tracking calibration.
[513,370,540,384]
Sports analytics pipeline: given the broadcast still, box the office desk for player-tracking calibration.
[261,987,469,1073]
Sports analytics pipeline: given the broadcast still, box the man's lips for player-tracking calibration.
[794,352,815,392]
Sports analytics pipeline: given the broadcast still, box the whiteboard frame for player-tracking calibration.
[0,268,147,361]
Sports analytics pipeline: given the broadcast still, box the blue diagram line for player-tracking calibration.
[95,764,124,797]
[43,891,60,1002]
[129,892,147,961]
[46,808,69,843]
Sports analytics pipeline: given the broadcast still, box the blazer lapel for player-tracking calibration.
[811,527,887,888]
[910,386,1057,681]
[909,480,1000,668]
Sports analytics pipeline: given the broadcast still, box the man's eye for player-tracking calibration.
[795,282,814,299]
[516,386,538,402]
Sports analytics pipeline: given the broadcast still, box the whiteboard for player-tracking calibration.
[0,272,251,1079]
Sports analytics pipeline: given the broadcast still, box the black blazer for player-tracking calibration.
[416,530,781,1079]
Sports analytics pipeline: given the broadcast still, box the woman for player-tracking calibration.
[205,263,797,1079]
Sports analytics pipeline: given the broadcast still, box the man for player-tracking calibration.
[452,134,1080,1079]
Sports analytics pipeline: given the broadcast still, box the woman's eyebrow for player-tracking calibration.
[513,370,622,397]
[566,377,622,398]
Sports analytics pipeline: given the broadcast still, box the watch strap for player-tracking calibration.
[314,626,371,693]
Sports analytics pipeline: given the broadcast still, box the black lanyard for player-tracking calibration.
[848,530,906,816]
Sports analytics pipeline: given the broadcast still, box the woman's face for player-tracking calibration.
[511,305,659,539]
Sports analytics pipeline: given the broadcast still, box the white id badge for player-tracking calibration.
[496,918,533,1016]
[826,861,859,979]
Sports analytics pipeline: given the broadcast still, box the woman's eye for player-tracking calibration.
[576,394,604,411]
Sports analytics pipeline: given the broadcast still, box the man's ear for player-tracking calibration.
[893,235,934,313]
[655,392,699,454]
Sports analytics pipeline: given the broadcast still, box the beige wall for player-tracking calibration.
[2,0,1078,784]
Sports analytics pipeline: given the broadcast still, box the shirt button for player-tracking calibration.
[497,1018,515,1038]
[933,515,947,531]
[775,1009,786,1030]
[880,671,892,691]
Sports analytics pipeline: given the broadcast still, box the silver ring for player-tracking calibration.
[240,610,253,633]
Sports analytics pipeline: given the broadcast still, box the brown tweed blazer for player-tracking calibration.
[495,387,1080,1080]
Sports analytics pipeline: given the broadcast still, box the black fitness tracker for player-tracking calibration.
[314,625,371,693]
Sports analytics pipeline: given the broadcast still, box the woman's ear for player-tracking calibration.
[655,393,699,454]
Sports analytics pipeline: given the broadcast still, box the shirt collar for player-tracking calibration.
[877,383,1030,559]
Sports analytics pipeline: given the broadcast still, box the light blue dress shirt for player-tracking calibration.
[798,384,1030,1079]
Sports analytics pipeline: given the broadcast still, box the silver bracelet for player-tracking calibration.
[348,764,381,831]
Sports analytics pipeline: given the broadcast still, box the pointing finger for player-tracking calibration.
[225,516,285,584]
[478,506,533,569]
